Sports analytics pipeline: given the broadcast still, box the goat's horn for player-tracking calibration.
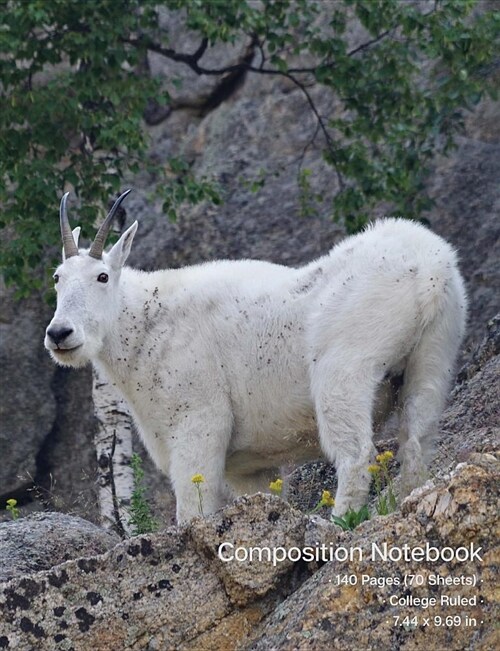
[88,189,132,260]
[60,192,79,259]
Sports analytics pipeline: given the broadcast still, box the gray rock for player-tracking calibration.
[248,454,499,651]
[32,365,100,521]
[0,495,313,651]
[189,493,308,606]
[433,313,500,475]
[0,512,119,583]
[0,283,56,495]
[457,314,500,383]
[0,455,497,650]
[428,135,500,359]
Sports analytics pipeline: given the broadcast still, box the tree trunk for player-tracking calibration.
[92,369,134,537]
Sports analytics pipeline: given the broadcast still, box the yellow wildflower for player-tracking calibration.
[6,499,17,507]
[320,490,335,507]
[376,450,394,463]
[269,478,283,495]
[368,464,381,474]
[191,473,205,484]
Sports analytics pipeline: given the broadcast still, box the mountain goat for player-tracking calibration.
[45,190,467,522]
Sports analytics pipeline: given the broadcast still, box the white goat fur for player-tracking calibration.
[45,218,467,522]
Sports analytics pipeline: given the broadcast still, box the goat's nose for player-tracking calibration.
[47,326,73,345]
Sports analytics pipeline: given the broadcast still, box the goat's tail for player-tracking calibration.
[415,249,466,330]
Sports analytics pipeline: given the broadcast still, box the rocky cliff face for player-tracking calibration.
[0,314,498,650]
[0,9,499,526]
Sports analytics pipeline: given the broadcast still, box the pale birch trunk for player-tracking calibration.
[92,369,134,536]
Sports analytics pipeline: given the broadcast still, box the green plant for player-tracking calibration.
[369,450,398,515]
[5,498,20,520]
[191,473,205,516]
[331,505,370,531]
[0,0,220,297]
[297,168,324,219]
[128,453,158,535]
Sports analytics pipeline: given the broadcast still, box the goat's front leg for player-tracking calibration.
[312,359,379,515]
[168,406,233,524]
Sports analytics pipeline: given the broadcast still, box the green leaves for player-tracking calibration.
[331,505,371,531]
[159,157,221,222]
[0,0,219,294]
[0,2,148,291]
[128,453,158,536]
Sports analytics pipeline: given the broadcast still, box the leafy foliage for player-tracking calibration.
[0,0,219,296]
[1,0,498,295]
[331,505,371,531]
[128,453,158,536]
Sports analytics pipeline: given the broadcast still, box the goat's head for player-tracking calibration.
[44,190,137,368]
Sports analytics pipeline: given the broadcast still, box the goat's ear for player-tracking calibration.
[107,221,138,269]
[72,227,81,248]
[62,227,81,261]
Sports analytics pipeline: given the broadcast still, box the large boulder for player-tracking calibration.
[0,494,313,650]
[0,513,119,583]
[249,455,499,651]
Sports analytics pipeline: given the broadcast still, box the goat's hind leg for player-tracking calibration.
[312,357,380,516]
[398,316,461,497]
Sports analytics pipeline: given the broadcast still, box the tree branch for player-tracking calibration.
[192,36,209,62]
[123,23,416,193]
[280,70,345,191]
[346,28,393,58]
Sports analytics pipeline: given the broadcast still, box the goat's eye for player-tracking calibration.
[97,273,109,283]
[54,274,59,284]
